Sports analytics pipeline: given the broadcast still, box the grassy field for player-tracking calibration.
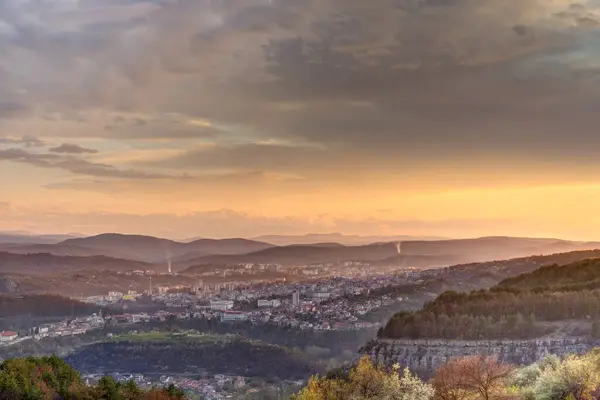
[105,331,243,344]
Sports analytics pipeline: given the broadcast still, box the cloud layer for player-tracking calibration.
[1,0,600,236]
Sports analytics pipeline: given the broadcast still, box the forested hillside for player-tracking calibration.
[382,257,600,340]
[498,257,600,290]
[65,332,315,381]
[0,355,185,399]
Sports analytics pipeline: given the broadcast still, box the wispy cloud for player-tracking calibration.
[0,148,176,179]
[0,135,45,147]
[49,143,98,154]
[2,0,600,236]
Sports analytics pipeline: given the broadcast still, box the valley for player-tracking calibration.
[3,233,600,398]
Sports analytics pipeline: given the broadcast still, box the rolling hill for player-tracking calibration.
[0,233,274,264]
[398,236,600,262]
[3,234,598,275]
[181,242,470,270]
[253,233,446,246]
[180,238,600,270]
[0,232,79,245]
[0,252,152,275]
[182,242,401,268]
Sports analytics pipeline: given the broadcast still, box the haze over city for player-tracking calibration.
[1,0,599,239]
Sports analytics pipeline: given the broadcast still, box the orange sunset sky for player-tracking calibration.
[1,0,600,239]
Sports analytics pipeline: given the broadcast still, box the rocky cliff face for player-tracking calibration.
[364,338,596,373]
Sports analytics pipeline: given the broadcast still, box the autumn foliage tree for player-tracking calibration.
[293,355,434,400]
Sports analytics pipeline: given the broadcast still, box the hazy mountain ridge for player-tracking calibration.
[398,236,600,263]
[1,234,598,271]
[182,242,403,268]
[0,233,275,263]
[181,236,600,270]
[0,232,80,245]
[253,233,447,246]
[0,251,152,275]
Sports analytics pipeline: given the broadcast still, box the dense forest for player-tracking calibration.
[498,258,600,290]
[0,355,185,399]
[64,333,315,380]
[382,257,600,340]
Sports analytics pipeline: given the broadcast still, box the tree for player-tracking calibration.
[0,356,187,400]
[432,356,514,400]
[123,379,142,400]
[591,319,600,339]
[97,376,123,400]
[294,355,434,400]
[384,364,435,400]
[533,354,600,400]
[165,384,185,399]
[433,358,475,400]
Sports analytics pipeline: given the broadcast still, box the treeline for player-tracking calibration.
[0,294,98,318]
[382,257,600,340]
[425,289,600,321]
[295,348,600,400]
[499,257,600,290]
[383,288,600,339]
[65,336,315,380]
[0,355,185,399]
[383,310,546,340]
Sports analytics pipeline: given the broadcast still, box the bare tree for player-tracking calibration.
[433,358,473,400]
[433,356,515,400]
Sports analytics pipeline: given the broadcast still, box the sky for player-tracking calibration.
[2,0,600,239]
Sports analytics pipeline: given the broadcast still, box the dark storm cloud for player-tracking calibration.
[2,0,600,177]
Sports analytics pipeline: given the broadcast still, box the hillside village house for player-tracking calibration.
[0,331,18,342]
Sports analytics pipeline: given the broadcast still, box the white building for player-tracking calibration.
[220,311,249,322]
[257,299,281,308]
[107,291,124,302]
[292,290,300,306]
[210,299,234,311]
[0,331,18,342]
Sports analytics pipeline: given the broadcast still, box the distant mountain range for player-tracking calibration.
[183,242,401,270]
[396,236,600,263]
[0,251,150,275]
[252,233,447,246]
[0,233,599,273]
[0,234,274,264]
[0,232,81,245]
[3,238,600,296]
